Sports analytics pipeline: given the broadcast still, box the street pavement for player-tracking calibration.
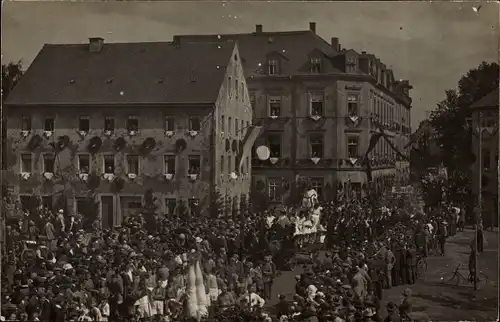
[269,229,499,321]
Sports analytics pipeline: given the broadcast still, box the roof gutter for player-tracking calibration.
[3,101,215,108]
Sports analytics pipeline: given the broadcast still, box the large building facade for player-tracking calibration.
[3,39,255,227]
[177,22,412,203]
[469,88,499,228]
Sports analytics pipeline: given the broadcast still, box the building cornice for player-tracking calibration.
[248,72,412,107]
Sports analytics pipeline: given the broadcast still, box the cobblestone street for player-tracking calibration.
[271,229,499,321]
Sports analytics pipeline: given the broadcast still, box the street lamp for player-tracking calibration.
[469,111,486,291]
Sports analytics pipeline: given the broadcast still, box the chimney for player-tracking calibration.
[255,24,263,33]
[331,37,339,50]
[309,22,316,34]
[89,37,104,52]
[361,51,367,54]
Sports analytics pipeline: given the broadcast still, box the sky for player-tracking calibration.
[2,1,498,129]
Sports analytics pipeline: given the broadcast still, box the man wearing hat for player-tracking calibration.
[384,302,401,322]
[262,255,276,300]
[55,209,66,235]
[399,288,413,319]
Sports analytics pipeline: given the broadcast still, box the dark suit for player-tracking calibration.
[406,248,416,284]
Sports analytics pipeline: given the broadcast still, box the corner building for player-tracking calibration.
[177,22,412,203]
[3,39,254,228]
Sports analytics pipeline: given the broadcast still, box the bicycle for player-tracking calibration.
[446,263,488,288]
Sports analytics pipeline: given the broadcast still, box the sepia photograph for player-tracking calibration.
[1,1,498,321]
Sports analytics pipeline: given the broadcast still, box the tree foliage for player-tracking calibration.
[429,62,499,201]
[430,62,499,171]
[1,61,24,172]
[2,61,23,101]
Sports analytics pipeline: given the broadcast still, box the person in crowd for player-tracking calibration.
[1,185,434,321]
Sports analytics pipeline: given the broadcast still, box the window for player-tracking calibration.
[221,155,225,174]
[235,79,239,100]
[220,115,225,133]
[267,133,282,158]
[164,155,176,174]
[310,178,323,200]
[228,155,233,173]
[268,59,279,75]
[188,155,201,175]
[165,198,177,216]
[44,117,54,131]
[228,76,232,94]
[310,93,324,116]
[78,154,90,173]
[43,154,55,173]
[21,116,31,131]
[104,117,115,132]
[250,94,256,110]
[482,149,491,170]
[241,120,245,137]
[126,115,139,131]
[347,95,359,117]
[310,58,321,73]
[165,117,175,131]
[235,118,239,137]
[228,117,232,136]
[21,154,32,173]
[268,178,280,201]
[268,96,281,117]
[127,155,139,174]
[189,117,201,132]
[79,116,90,132]
[347,57,357,65]
[103,155,115,174]
[347,137,359,157]
[310,134,324,158]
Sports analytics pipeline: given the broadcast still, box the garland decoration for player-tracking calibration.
[88,136,103,154]
[113,137,126,152]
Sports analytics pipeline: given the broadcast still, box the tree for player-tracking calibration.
[430,61,499,201]
[2,61,23,100]
[1,61,24,172]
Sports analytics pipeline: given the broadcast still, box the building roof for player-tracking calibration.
[5,41,235,106]
[470,88,499,110]
[176,30,344,76]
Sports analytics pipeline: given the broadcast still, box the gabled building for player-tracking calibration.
[176,22,412,202]
[469,88,499,227]
[3,38,255,228]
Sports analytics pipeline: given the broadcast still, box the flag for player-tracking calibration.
[366,133,383,156]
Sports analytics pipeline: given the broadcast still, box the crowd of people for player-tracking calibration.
[0,185,465,322]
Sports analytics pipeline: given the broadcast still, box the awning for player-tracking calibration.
[237,125,262,171]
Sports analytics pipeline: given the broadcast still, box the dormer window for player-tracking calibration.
[268,59,279,75]
[310,58,321,73]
